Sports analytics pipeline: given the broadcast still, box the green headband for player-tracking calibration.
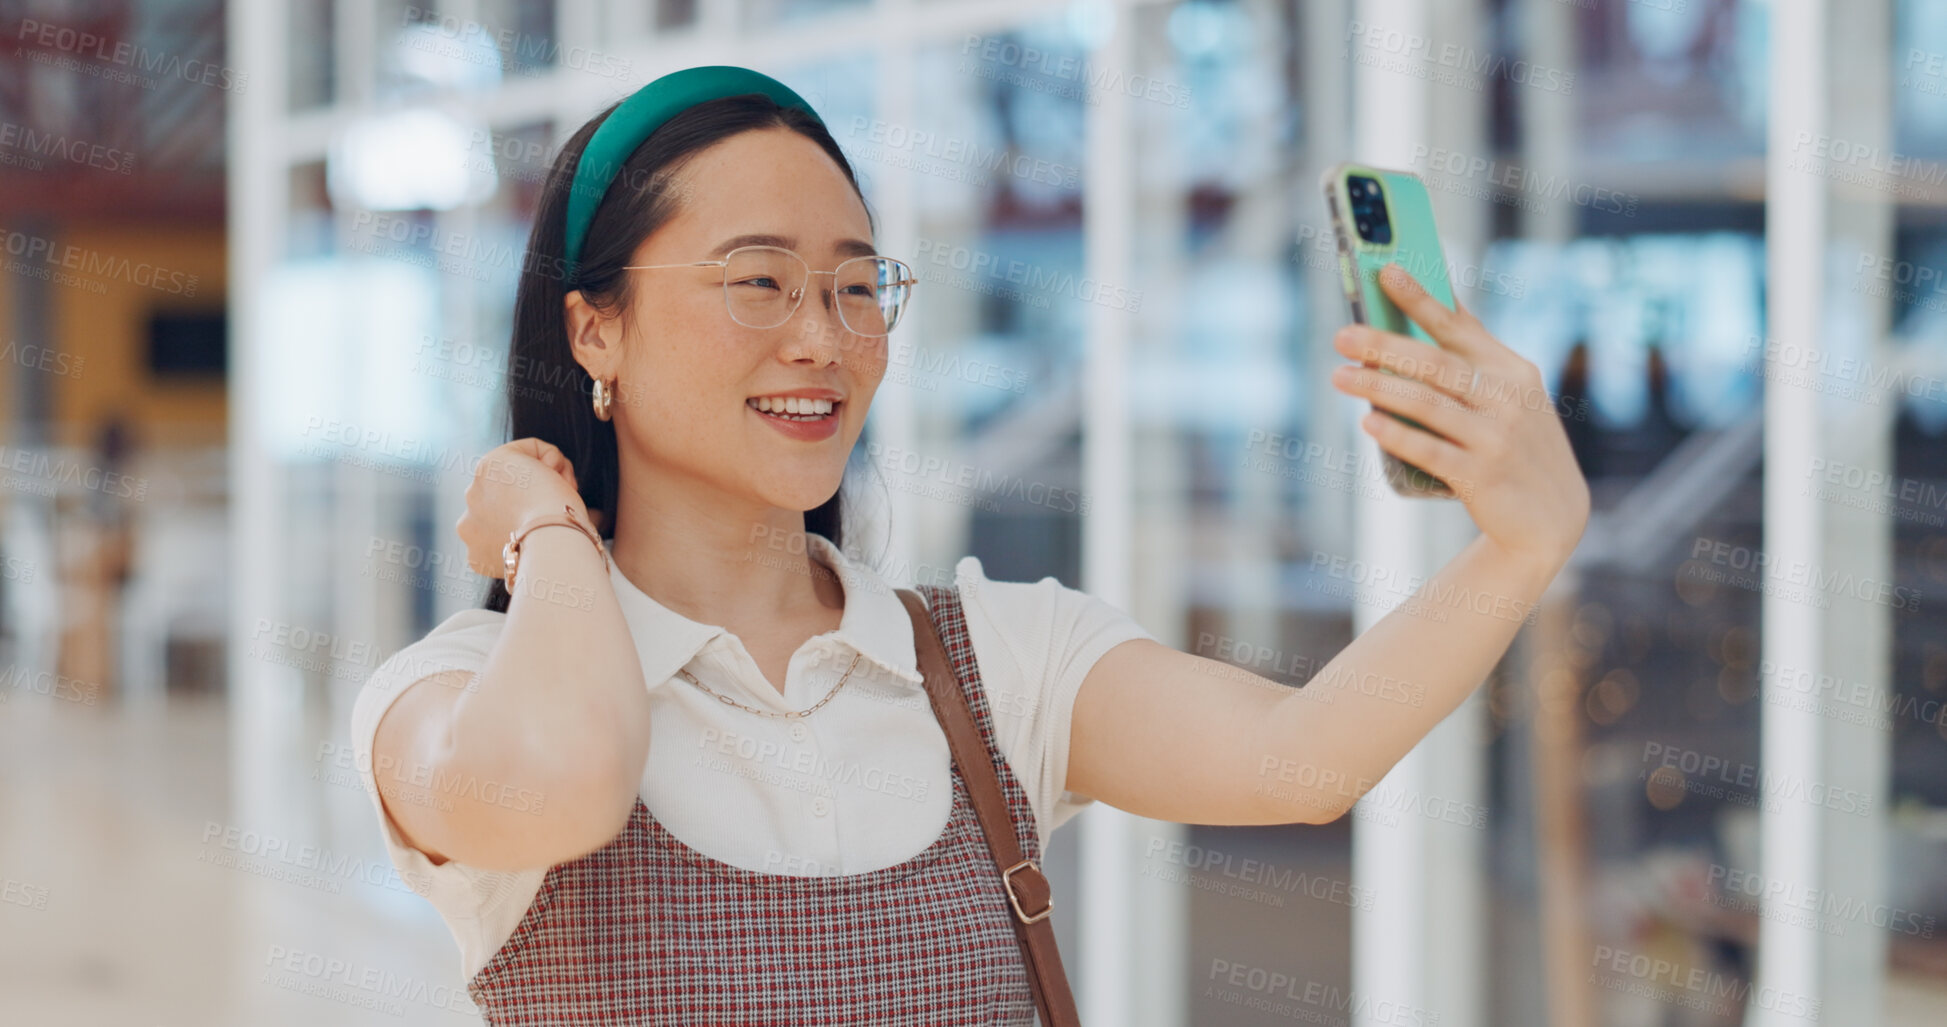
[561,65,823,285]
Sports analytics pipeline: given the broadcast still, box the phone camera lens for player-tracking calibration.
[1347,174,1394,245]
[1343,174,1391,245]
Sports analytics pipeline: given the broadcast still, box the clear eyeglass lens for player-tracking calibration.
[723,246,804,329]
[838,255,912,336]
[722,246,909,336]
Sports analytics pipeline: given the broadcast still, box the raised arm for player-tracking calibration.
[1066,264,1590,825]
[369,440,651,872]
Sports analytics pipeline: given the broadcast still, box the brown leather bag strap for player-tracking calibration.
[896,588,1083,1027]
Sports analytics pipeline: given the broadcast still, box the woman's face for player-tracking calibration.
[593,127,887,518]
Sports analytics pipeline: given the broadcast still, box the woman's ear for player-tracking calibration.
[564,288,623,376]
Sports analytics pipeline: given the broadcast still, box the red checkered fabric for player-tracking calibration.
[465,583,1045,1025]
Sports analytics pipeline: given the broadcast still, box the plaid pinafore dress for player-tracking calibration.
[463,584,1046,1025]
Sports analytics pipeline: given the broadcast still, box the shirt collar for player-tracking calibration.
[603,533,927,693]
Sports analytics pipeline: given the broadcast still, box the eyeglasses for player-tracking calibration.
[622,245,917,338]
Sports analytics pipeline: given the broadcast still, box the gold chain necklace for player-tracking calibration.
[675,650,863,719]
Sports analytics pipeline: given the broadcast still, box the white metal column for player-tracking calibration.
[1077,0,1143,1022]
[1347,1,1486,1025]
[1757,0,1831,1015]
[871,0,921,575]
[225,0,299,869]
[1756,0,1894,1023]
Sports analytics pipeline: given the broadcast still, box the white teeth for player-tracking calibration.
[748,396,835,416]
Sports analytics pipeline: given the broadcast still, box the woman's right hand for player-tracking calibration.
[456,437,594,580]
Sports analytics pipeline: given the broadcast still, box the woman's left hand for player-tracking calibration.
[1329,262,1591,571]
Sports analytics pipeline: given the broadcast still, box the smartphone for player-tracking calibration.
[1321,162,1458,499]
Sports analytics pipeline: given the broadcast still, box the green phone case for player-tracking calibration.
[1322,163,1458,498]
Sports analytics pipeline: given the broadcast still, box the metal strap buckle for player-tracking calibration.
[1001,859,1053,924]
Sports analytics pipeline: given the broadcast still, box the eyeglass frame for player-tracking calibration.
[619,244,918,338]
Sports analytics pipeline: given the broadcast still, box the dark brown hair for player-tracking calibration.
[482,93,875,613]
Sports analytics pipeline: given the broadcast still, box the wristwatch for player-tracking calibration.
[502,503,608,590]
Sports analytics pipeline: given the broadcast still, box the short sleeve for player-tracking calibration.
[949,557,1157,853]
[348,608,548,981]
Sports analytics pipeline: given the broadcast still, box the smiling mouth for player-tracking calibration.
[747,396,840,422]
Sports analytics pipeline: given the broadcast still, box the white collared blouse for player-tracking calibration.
[349,532,1156,982]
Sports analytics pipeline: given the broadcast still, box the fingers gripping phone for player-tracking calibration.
[1322,163,1459,499]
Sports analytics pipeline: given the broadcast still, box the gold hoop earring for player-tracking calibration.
[592,377,615,421]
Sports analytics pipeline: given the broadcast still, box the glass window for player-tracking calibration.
[893,17,1091,587]
[1128,3,1359,1021]
[287,0,335,110]
[745,0,870,28]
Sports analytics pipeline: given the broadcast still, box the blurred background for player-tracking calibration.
[2,0,1945,1023]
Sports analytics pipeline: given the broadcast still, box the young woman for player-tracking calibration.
[351,66,1588,1024]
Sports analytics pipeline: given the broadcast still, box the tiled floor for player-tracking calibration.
[0,685,481,1027]
[6,682,1945,1026]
